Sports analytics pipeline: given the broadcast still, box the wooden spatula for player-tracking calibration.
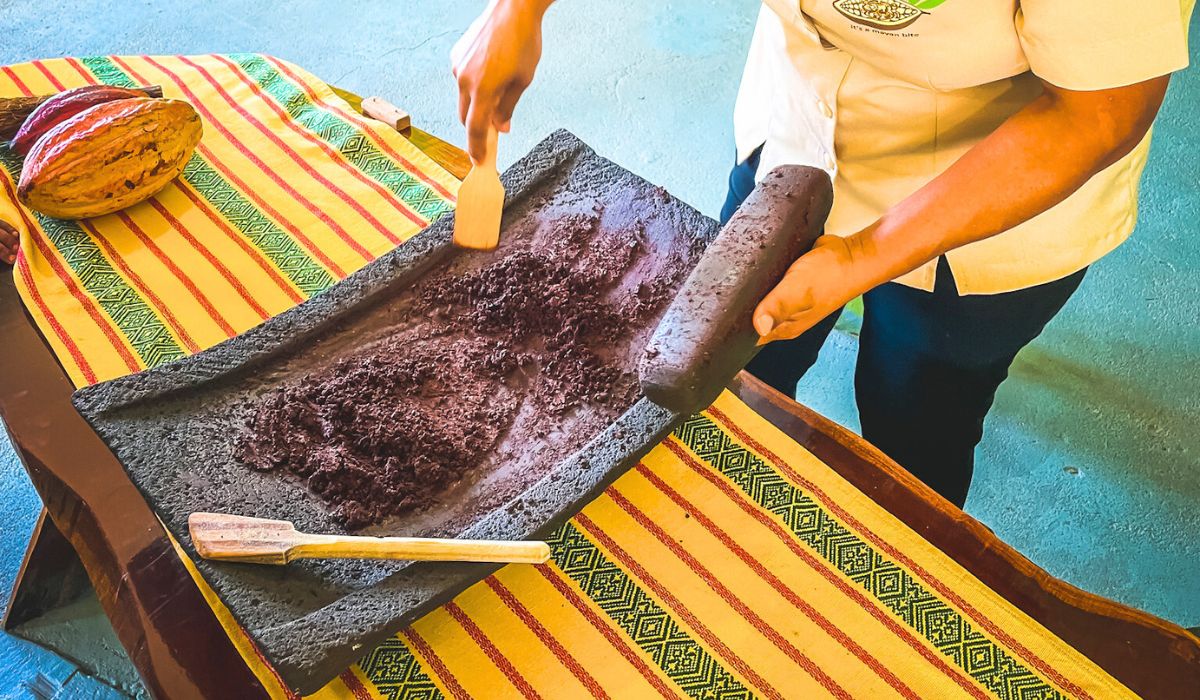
[452,125,504,250]
[188,512,550,565]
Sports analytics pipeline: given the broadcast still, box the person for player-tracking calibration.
[0,221,18,264]
[455,0,1191,507]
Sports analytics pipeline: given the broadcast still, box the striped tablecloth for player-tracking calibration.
[0,55,1136,699]
[0,53,458,386]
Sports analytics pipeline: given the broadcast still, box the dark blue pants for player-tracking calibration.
[723,148,1086,507]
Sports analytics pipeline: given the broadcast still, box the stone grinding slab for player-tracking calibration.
[72,130,721,694]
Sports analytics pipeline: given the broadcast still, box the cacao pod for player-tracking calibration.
[10,85,150,155]
[18,97,203,220]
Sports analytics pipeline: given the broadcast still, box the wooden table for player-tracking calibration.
[2,114,1197,700]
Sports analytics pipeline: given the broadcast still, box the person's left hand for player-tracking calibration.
[752,233,880,344]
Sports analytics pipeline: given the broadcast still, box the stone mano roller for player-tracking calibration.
[639,165,834,414]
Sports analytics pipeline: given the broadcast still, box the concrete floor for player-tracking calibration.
[0,1,1196,696]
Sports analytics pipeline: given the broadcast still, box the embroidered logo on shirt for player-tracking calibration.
[833,0,939,31]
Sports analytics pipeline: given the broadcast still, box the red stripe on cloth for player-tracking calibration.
[263,55,457,203]
[444,601,542,700]
[1,142,98,383]
[143,199,271,321]
[483,576,612,700]
[113,210,239,337]
[0,174,141,375]
[633,462,922,700]
[81,220,201,353]
[605,487,854,700]
[534,564,681,700]
[705,406,1090,700]
[175,55,410,240]
[122,55,374,264]
[68,57,344,284]
[573,512,791,700]
[193,142,349,277]
[1,66,33,95]
[63,56,94,84]
[15,258,97,384]
[338,671,374,700]
[169,180,305,304]
[402,628,471,700]
[661,437,990,699]
[30,60,66,91]
[59,59,280,319]
[24,228,144,371]
[208,53,429,229]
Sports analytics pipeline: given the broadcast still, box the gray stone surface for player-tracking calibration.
[71,130,718,693]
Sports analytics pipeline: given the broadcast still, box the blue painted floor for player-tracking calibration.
[0,1,1197,695]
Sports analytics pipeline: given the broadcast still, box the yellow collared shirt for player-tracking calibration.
[735,0,1193,293]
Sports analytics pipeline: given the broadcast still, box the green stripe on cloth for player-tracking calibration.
[231,53,454,223]
[78,55,137,88]
[78,56,336,298]
[356,639,446,700]
[548,522,754,700]
[675,414,1065,700]
[179,157,336,297]
[0,152,185,368]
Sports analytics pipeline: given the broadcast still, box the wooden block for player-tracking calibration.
[361,96,411,132]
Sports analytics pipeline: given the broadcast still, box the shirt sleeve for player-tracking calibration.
[1016,0,1194,90]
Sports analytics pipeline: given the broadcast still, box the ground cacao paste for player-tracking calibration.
[236,201,699,529]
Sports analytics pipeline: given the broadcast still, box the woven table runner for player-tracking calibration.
[0,53,458,386]
[0,55,1135,699]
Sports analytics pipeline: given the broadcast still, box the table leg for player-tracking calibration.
[3,508,92,630]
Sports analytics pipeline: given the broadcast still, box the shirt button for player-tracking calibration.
[817,99,833,119]
[825,155,837,170]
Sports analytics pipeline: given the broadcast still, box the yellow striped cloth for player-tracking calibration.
[1,55,1136,699]
[0,54,459,385]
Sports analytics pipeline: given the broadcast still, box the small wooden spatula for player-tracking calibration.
[452,125,504,250]
[188,512,550,565]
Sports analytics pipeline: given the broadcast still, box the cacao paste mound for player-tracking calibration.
[236,335,522,528]
[236,202,697,528]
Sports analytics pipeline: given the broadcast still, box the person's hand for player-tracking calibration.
[753,233,882,344]
[0,220,18,266]
[452,0,550,163]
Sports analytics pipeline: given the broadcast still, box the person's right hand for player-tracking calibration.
[452,0,551,163]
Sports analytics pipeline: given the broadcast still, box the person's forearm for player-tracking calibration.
[847,77,1169,288]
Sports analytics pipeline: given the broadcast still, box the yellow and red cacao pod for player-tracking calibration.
[10,85,150,155]
[17,97,203,220]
